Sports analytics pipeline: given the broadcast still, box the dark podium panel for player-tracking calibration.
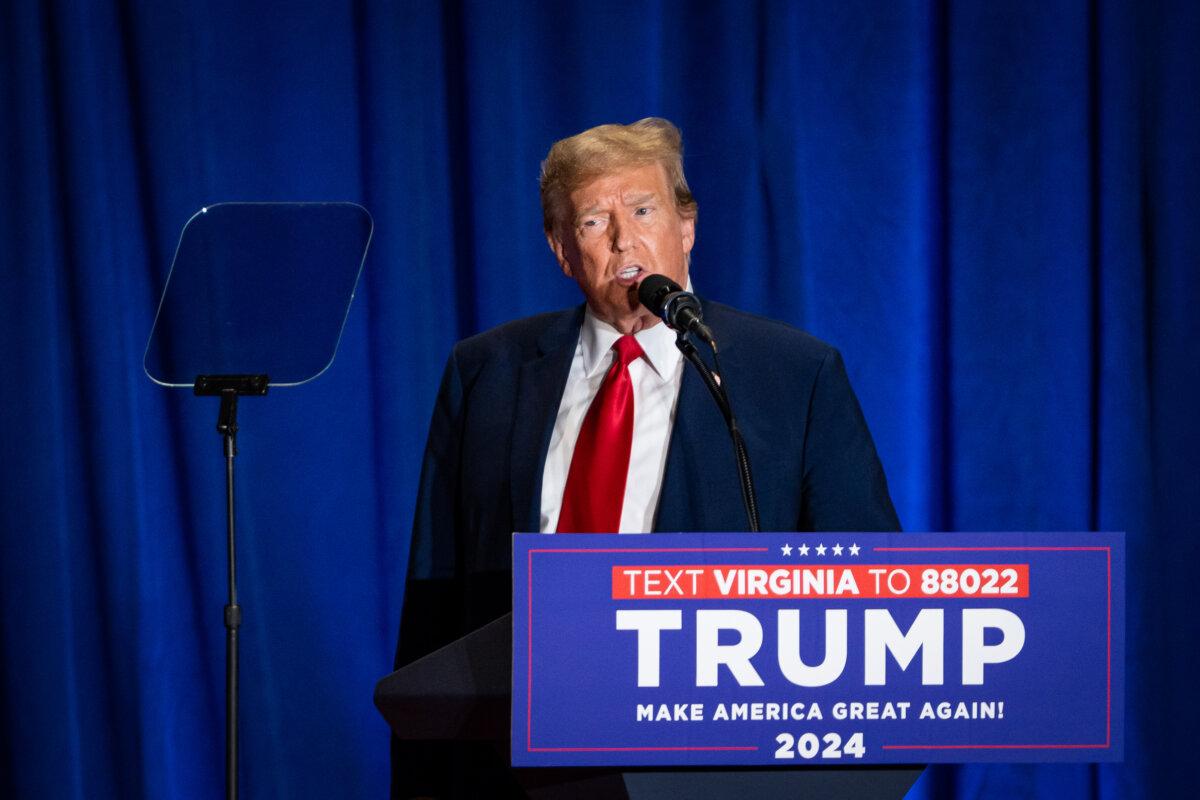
[375,615,924,800]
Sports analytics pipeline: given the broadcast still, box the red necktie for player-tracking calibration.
[556,335,645,533]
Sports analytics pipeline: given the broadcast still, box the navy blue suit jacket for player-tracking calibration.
[391,301,898,796]
[396,300,897,665]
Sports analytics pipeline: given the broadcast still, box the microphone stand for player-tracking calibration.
[673,332,760,532]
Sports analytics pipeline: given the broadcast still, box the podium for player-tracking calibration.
[374,614,923,799]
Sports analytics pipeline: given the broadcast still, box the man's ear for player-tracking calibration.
[680,214,696,255]
[546,229,572,277]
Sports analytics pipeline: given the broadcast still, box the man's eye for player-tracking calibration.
[635,206,652,216]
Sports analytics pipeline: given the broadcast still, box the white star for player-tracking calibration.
[832,544,844,556]
[798,543,810,556]
[849,543,861,556]
[815,544,827,556]
[781,544,793,556]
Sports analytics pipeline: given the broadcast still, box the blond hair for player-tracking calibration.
[539,117,698,233]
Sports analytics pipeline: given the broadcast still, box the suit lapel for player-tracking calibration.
[655,307,748,532]
[507,302,746,534]
[509,307,584,533]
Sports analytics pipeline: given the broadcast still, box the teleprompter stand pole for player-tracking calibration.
[194,374,269,800]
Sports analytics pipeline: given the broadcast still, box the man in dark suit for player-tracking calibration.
[392,118,897,797]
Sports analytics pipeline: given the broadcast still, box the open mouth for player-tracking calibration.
[615,265,644,286]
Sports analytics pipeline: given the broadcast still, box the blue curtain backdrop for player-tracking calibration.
[1,0,1196,797]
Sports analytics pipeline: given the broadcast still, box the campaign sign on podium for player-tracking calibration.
[512,532,1123,767]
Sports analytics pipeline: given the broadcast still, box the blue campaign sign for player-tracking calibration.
[511,532,1123,767]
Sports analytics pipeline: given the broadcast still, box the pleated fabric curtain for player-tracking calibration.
[0,1,1196,797]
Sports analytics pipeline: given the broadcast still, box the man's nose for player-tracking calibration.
[610,215,633,252]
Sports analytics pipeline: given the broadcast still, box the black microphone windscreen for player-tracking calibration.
[637,273,682,315]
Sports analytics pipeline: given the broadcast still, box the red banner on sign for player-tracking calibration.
[611,564,1030,600]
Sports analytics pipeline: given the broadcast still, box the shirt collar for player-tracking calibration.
[579,277,692,381]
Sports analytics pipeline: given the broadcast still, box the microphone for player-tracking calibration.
[637,273,757,529]
[637,274,715,346]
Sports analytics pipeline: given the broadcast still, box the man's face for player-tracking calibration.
[548,162,695,333]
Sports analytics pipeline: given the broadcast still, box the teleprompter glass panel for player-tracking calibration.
[144,202,372,387]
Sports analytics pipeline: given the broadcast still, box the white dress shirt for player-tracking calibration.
[539,305,686,534]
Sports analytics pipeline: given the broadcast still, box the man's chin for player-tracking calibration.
[586,294,659,334]
[618,308,661,335]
